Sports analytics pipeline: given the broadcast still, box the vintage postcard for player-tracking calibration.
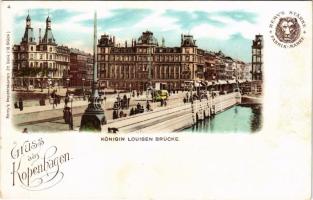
[0,1,312,199]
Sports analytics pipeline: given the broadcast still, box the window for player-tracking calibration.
[49,55,52,60]
[30,46,33,51]
[40,54,43,59]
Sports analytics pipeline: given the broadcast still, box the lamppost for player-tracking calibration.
[211,75,215,98]
[66,78,70,94]
[80,12,106,131]
[47,77,51,97]
[82,77,85,98]
[146,44,153,105]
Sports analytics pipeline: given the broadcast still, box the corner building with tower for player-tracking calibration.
[12,14,70,89]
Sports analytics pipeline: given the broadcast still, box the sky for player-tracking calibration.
[13,7,262,62]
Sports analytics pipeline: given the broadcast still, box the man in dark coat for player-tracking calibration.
[18,98,23,111]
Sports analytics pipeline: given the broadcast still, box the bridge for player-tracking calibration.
[103,92,242,133]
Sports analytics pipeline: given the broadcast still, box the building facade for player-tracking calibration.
[97,31,205,91]
[13,14,70,89]
[251,34,263,80]
[69,48,93,87]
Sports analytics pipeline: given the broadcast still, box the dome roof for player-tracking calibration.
[137,31,158,45]
[181,35,196,47]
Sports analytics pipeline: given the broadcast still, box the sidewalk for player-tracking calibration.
[12,100,89,115]
[13,91,186,115]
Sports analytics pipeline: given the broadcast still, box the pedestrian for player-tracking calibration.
[51,90,55,99]
[137,103,141,110]
[127,98,130,109]
[18,98,23,111]
[113,101,119,110]
[160,99,164,107]
[130,107,135,116]
[119,110,124,118]
[22,128,28,133]
[113,110,118,119]
[183,97,186,104]
[57,95,61,104]
[65,94,69,106]
[140,105,144,113]
[63,106,71,124]
[14,102,19,109]
[146,101,151,111]
[164,100,167,106]
[53,97,58,108]
[122,95,127,109]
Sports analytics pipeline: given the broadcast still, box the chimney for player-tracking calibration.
[113,36,115,47]
[125,40,127,47]
[39,28,41,43]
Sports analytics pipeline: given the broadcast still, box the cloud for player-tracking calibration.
[196,32,252,62]
[215,10,258,24]
[13,8,260,62]
[80,8,152,31]
[163,10,225,30]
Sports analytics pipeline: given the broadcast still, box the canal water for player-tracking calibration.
[185,105,262,133]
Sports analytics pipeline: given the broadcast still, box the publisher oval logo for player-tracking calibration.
[269,11,306,48]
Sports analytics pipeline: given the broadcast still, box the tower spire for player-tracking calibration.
[22,12,35,43]
[41,13,55,44]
